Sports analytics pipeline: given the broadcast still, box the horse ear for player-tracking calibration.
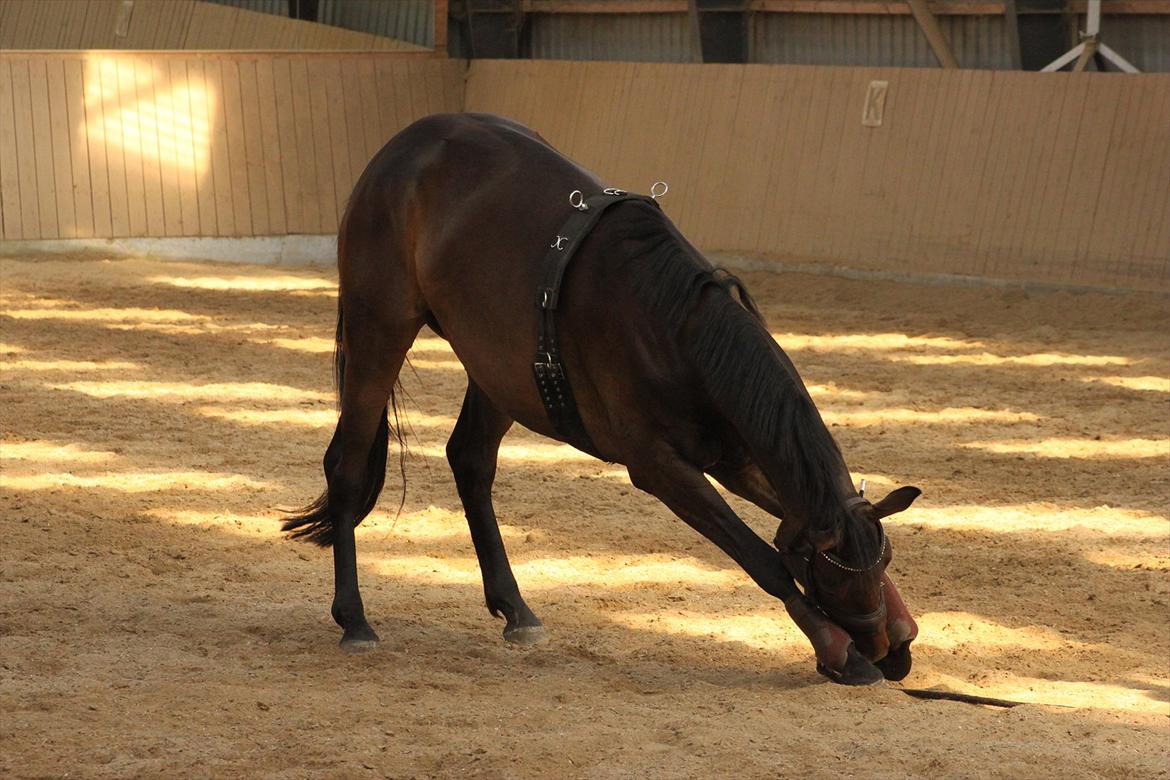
[873,486,922,519]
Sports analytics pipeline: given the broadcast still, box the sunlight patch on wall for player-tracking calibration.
[901,504,1169,538]
[961,437,1169,459]
[49,379,331,403]
[0,343,27,354]
[85,57,213,176]
[146,275,335,292]
[4,470,269,492]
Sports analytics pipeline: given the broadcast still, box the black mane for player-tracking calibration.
[601,201,880,565]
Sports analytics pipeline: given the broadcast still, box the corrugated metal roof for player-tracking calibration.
[207,0,433,47]
[319,0,433,48]
[750,12,1014,69]
[1097,15,1170,72]
[527,12,696,63]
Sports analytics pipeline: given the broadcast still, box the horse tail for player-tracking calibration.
[281,299,402,547]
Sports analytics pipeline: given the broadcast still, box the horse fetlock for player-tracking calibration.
[331,599,368,630]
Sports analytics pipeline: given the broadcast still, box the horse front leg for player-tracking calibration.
[447,380,544,644]
[627,450,883,685]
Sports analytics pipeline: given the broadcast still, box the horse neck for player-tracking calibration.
[685,294,855,526]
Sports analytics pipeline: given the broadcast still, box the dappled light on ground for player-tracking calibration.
[901,504,1169,537]
[1082,375,1170,392]
[48,379,331,403]
[772,332,984,352]
[611,609,803,651]
[2,255,1167,777]
[5,306,206,323]
[147,275,336,292]
[2,357,142,372]
[374,553,745,590]
[889,351,1134,367]
[822,406,1041,426]
[0,440,121,465]
[961,437,1168,459]
[3,470,269,492]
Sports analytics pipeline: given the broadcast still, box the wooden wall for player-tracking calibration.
[0,0,430,51]
[0,52,462,240]
[467,61,1170,293]
[2,51,1166,292]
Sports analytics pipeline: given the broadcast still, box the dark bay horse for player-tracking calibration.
[284,113,921,686]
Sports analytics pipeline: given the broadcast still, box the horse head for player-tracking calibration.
[776,485,921,676]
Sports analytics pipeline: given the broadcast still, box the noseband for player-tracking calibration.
[784,496,889,634]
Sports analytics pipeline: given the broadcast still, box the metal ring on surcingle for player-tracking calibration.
[569,190,588,211]
[650,181,669,200]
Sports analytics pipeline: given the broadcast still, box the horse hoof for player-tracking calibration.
[876,642,913,681]
[817,646,885,686]
[340,637,379,654]
[339,624,380,653]
[503,624,546,646]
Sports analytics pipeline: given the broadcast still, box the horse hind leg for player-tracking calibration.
[284,303,423,653]
[447,380,544,644]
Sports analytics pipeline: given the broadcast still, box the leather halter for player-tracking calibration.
[783,497,889,634]
[533,190,660,455]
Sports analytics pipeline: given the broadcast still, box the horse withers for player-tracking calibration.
[283,113,921,686]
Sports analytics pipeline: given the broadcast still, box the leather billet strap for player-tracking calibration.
[533,191,660,456]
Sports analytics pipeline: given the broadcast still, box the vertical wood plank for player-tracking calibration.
[306,59,337,234]
[203,59,236,236]
[254,58,286,235]
[219,59,253,236]
[288,57,320,234]
[341,59,371,195]
[45,58,77,239]
[116,58,148,237]
[271,58,302,234]
[238,58,270,237]
[10,59,42,239]
[28,58,59,238]
[134,58,166,237]
[0,58,22,240]
[185,59,218,237]
[165,59,197,236]
[150,57,183,237]
[322,59,352,224]
[62,58,95,239]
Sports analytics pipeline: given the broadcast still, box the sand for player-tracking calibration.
[1,254,1167,779]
